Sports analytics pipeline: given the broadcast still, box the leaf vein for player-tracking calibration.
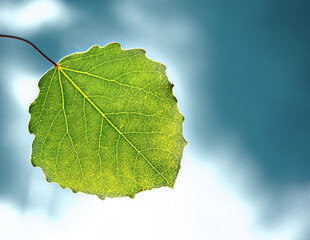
[31,68,57,128]
[59,66,172,187]
[60,67,171,106]
[58,69,94,190]
[59,44,120,65]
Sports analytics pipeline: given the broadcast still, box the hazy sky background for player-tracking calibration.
[1,0,310,239]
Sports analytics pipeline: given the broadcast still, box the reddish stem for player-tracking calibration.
[0,34,58,67]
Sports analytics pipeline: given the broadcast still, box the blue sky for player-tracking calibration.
[0,0,310,239]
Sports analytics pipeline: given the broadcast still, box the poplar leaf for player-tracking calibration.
[29,43,186,199]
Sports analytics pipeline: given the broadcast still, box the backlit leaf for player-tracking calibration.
[29,43,186,199]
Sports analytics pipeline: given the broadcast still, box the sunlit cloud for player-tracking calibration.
[7,70,39,111]
[0,151,306,240]
[113,0,199,48]
[0,0,72,34]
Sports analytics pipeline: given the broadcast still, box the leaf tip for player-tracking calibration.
[106,42,121,50]
[128,194,136,199]
[173,94,178,103]
[46,176,52,183]
[98,195,105,201]
[31,160,37,167]
[138,48,147,55]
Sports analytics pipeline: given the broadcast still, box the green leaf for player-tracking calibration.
[29,43,187,199]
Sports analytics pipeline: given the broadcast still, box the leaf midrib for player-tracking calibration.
[57,66,172,188]
[59,66,176,109]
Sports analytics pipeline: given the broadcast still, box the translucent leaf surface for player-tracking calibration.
[29,43,186,199]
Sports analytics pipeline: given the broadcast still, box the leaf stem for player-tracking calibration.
[0,34,58,67]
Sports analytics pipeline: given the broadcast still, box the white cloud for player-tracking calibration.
[113,0,198,47]
[0,150,306,240]
[8,70,40,111]
[0,0,72,34]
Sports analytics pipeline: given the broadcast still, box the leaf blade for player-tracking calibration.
[59,66,173,188]
[29,43,186,199]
